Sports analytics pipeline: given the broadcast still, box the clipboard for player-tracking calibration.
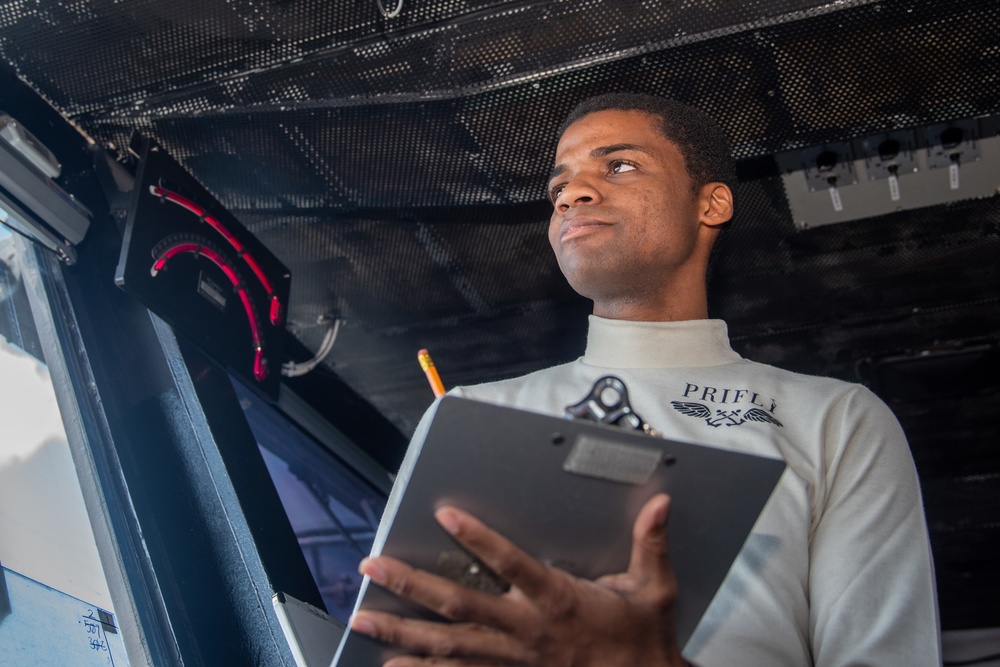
[332,396,785,666]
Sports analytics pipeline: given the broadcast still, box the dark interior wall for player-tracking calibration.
[0,0,997,631]
[0,63,330,664]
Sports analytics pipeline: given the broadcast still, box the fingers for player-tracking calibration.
[384,657,512,667]
[594,494,674,597]
[356,501,682,666]
[626,493,676,593]
[593,571,641,596]
[350,610,532,664]
[434,499,674,604]
[359,556,518,630]
[434,507,555,600]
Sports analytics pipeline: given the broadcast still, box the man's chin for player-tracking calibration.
[561,265,624,301]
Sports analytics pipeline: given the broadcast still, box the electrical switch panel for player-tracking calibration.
[778,115,998,229]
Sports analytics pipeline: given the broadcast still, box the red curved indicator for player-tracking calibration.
[269,295,282,326]
[149,185,284,325]
[150,241,268,381]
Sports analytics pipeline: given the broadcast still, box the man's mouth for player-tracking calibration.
[560,217,612,242]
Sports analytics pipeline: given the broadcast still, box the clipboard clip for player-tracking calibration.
[563,375,660,437]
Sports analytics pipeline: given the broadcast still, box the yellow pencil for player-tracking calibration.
[417,348,446,398]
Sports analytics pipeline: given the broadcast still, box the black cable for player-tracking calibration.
[944,651,1000,666]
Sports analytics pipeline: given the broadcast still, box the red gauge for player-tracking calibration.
[116,137,290,399]
[150,234,268,381]
[149,185,284,326]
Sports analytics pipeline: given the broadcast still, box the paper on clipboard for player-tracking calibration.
[332,396,785,666]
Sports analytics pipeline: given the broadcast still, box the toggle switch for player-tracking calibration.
[862,130,917,202]
[801,143,856,212]
[926,119,981,190]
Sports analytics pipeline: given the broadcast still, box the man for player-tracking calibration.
[347,93,941,666]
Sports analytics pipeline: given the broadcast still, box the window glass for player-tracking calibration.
[0,225,123,662]
[232,379,386,624]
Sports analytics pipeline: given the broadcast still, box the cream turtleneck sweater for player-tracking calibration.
[447,316,940,667]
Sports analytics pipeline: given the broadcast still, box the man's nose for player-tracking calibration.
[556,176,602,212]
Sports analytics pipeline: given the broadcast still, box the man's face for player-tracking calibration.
[547,109,704,306]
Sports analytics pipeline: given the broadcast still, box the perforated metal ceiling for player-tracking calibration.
[1,0,998,629]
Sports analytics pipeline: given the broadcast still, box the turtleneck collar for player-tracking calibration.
[581,315,743,369]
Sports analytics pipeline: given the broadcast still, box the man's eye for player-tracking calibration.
[609,161,637,175]
[549,185,565,202]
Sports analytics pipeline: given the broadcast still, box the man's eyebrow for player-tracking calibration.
[590,143,654,158]
[548,143,654,184]
[548,164,566,184]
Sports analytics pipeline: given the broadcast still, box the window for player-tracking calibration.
[0,226,127,664]
[233,379,388,624]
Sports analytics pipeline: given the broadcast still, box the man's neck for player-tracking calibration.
[587,254,712,322]
[591,288,709,322]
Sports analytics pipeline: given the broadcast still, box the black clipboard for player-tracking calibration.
[333,396,785,666]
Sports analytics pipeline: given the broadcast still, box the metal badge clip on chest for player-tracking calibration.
[564,376,660,437]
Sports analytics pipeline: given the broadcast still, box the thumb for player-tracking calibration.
[627,493,675,591]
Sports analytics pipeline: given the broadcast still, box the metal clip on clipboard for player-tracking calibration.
[563,375,661,437]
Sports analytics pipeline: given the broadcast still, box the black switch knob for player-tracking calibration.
[877,139,901,162]
[816,150,839,172]
[940,127,964,150]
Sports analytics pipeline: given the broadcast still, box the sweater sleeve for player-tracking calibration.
[809,386,941,666]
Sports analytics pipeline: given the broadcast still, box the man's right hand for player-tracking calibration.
[350,493,686,667]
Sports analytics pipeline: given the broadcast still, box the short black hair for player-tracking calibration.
[558,93,737,191]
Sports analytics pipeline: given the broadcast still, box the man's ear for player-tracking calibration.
[697,183,734,228]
